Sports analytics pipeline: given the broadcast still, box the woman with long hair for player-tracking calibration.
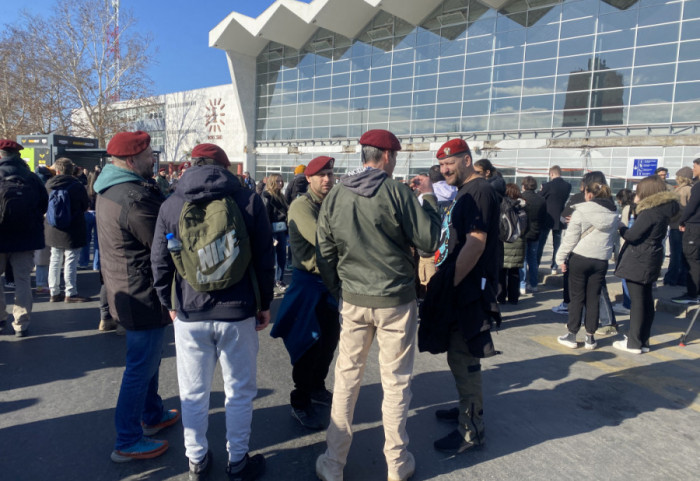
[262,173,289,291]
[614,176,680,353]
[555,179,618,350]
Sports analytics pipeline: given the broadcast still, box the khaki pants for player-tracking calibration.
[323,300,417,481]
[418,256,436,286]
[447,326,485,443]
[0,251,34,332]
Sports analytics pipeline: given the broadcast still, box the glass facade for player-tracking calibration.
[252,0,700,185]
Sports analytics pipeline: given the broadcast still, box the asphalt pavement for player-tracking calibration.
[0,258,698,481]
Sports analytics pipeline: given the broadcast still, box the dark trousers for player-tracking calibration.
[626,280,654,349]
[498,267,520,304]
[682,224,700,297]
[273,232,287,282]
[567,253,607,335]
[562,264,570,304]
[290,298,340,409]
[664,228,688,286]
[537,228,562,269]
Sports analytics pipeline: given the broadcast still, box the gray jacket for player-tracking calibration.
[556,198,618,264]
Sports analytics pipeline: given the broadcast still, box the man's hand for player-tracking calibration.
[169,310,177,321]
[410,174,434,195]
[255,310,271,331]
[680,225,686,232]
[560,263,567,273]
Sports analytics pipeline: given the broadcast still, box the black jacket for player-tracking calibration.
[95,164,170,330]
[0,155,48,253]
[540,177,572,230]
[262,190,288,224]
[44,175,89,249]
[615,191,680,285]
[285,174,309,205]
[151,165,275,321]
[521,190,546,241]
[679,181,700,226]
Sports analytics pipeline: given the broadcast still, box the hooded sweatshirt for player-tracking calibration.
[316,167,441,307]
[555,197,619,265]
[151,164,275,321]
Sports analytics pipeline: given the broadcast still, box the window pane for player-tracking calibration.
[441,55,466,72]
[413,90,436,105]
[462,100,490,116]
[558,55,593,75]
[437,87,463,103]
[438,71,464,88]
[639,3,681,25]
[392,63,414,79]
[436,102,462,118]
[461,116,489,131]
[675,81,700,102]
[684,1,700,20]
[369,94,389,109]
[632,64,676,86]
[555,90,590,110]
[522,94,554,111]
[527,24,559,44]
[628,104,672,123]
[677,60,700,81]
[630,84,674,104]
[467,35,494,53]
[523,76,555,95]
[556,72,591,93]
[555,109,588,127]
[414,75,437,90]
[679,40,700,61]
[520,111,552,128]
[493,80,522,97]
[598,10,638,33]
[371,67,391,82]
[559,36,595,57]
[596,30,636,52]
[390,93,412,108]
[591,87,629,107]
[494,46,524,64]
[413,119,435,134]
[491,97,520,113]
[466,51,494,69]
[561,17,596,38]
[391,78,413,93]
[635,44,679,66]
[524,59,556,78]
[636,23,680,47]
[464,83,491,100]
[465,67,492,84]
[370,80,390,95]
[595,50,634,70]
[413,105,435,120]
[673,101,700,121]
[435,118,462,133]
[415,59,438,75]
[490,113,519,130]
[589,107,626,126]
[493,63,523,82]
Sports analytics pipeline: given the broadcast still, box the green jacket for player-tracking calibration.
[317,167,441,308]
[288,189,324,276]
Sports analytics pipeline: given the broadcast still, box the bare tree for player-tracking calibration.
[15,0,154,146]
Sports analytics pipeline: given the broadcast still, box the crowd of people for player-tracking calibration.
[0,131,698,481]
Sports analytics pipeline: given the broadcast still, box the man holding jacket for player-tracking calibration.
[151,143,274,481]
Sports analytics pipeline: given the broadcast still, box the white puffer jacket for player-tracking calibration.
[556,198,619,264]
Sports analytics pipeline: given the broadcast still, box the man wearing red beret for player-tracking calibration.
[420,138,500,455]
[315,130,441,481]
[150,143,273,480]
[94,131,180,463]
[271,155,339,430]
[155,165,170,197]
[0,140,48,337]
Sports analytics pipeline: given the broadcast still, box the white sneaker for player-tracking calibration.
[612,303,630,315]
[520,287,527,295]
[552,302,568,315]
[613,339,642,354]
[551,269,558,275]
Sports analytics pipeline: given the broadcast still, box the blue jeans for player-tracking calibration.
[520,239,540,289]
[79,211,97,268]
[622,279,631,309]
[114,327,166,450]
[273,232,287,282]
[537,228,562,269]
[664,228,687,286]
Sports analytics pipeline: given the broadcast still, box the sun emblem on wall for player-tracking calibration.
[205,98,226,132]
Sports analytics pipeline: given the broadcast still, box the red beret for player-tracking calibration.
[306,156,335,177]
[0,139,23,151]
[158,166,166,173]
[191,143,230,167]
[180,161,192,171]
[360,129,402,151]
[437,139,470,160]
[107,131,151,157]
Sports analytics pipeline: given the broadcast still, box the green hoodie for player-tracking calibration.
[317,167,441,308]
[94,164,150,194]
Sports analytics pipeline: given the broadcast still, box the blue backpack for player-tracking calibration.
[47,186,74,229]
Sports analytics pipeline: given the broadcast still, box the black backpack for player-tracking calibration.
[0,173,38,231]
[499,197,527,243]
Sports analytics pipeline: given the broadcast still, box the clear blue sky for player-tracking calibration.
[4,0,312,95]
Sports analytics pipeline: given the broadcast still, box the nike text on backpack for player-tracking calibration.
[47,186,74,229]
[0,174,38,230]
[499,197,527,243]
[168,196,253,292]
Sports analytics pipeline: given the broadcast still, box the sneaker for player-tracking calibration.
[434,407,459,424]
[99,319,118,331]
[595,325,618,336]
[388,451,415,481]
[642,346,651,353]
[551,268,558,275]
[65,294,91,303]
[584,334,597,350]
[226,453,265,481]
[316,453,342,481]
[291,405,325,430]
[552,302,568,315]
[612,303,630,315]
[613,339,642,354]
[111,437,168,463]
[433,429,484,454]
[557,332,578,349]
[49,294,64,302]
[142,409,181,436]
[14,329,28,338]
[189,450,212,481]
[310,388,333,406]
[519,287,526,296]
[35,286,49,294]
[672,294,699,305]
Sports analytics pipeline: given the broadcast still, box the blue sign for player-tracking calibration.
[632,158,659,177]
